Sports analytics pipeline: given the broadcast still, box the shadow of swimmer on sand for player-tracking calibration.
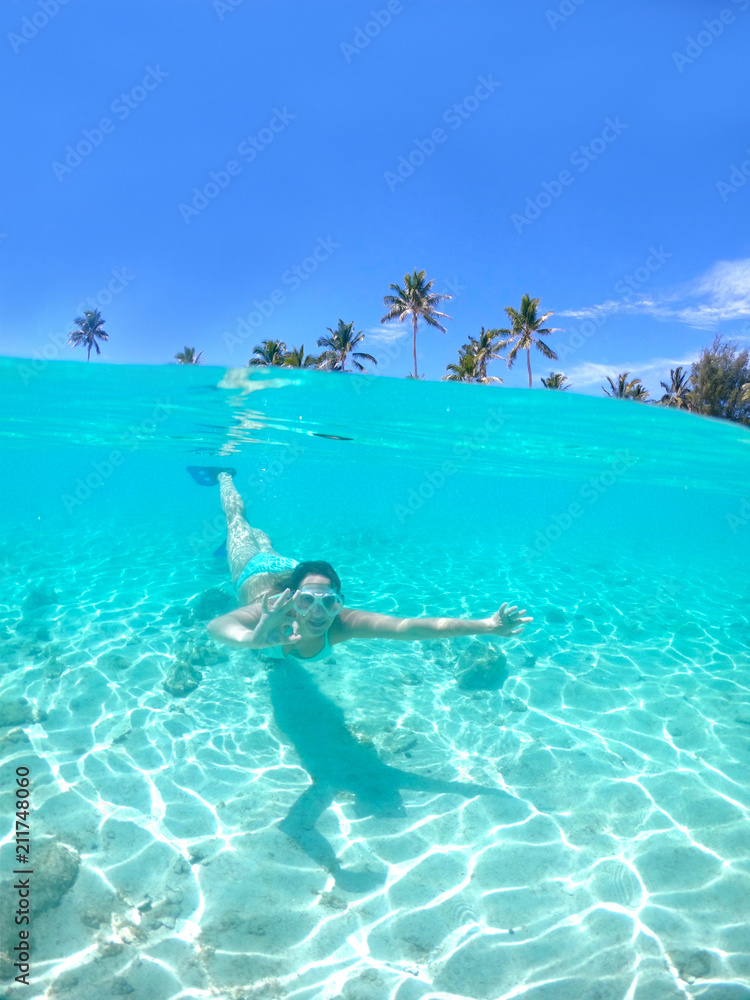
[269,658,513,893]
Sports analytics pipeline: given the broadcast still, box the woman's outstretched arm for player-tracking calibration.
[338,603,532,642]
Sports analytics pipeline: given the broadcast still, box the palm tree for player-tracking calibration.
[174,346,203,364]
[602,372,650,400]
[381,270,452,379]
[68,309,109,361]
[659,366,692,408]
[317,320,377,373]
[466,327,506,381]
[282,345,323,368]
[497,295,558,388]
[443,340,503,383]
[248,339,287,366]
[541,372,571,390]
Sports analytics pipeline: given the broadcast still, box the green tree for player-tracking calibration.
[497,295,558,388]
[68,309,109,361]
[466,327,506,381]
[317,320,377,373]
[602,372,650,400]
[381,269,452,379]
[248,340,287,366]
[174,346,203,364]
[689,336,750,424]
[443,337,503,383]
[659,366,692,408]
[282,345,323,368]
[540,372,570,390]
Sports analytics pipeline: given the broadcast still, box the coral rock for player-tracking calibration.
[454,641,508,691]
[163,662,202,697]
[35,840,80,913]
[99,651,131,671]
[192,588,234,621]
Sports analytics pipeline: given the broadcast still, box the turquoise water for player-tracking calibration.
[1,357,749,1000]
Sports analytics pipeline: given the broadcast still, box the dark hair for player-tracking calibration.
[279,560,342,594]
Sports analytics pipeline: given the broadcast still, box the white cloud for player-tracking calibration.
[560,258,750,330]
[364,323,409,345]
[564,355,699,388]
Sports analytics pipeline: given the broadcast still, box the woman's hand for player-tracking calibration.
[250,590,301,648]
[485,603,533,637]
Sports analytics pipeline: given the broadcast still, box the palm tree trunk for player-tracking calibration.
[526,347,532,388]
[413,316,418,379]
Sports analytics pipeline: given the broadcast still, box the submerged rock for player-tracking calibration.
[35,840,80,913]
[454,641,508,691]
[674,949,713,981]
[192,588,234,621]
[0,727,32,751]
[163,604,193,626]
[189,643,228,667]
[163,661,202,697]
[544,606,567,624]
[98,651,131,671]
[0,697,43,728]
[23,585,60,611]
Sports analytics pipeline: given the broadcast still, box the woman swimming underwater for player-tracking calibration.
[193,468,533,657]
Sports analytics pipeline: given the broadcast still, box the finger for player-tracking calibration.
[497,602,507,613]
[270,589,292,611]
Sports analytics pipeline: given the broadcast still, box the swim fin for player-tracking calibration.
[186,466,236,486]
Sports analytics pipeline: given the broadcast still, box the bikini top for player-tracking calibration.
[259,630,334,662]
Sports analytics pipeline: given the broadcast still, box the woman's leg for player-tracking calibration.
[218,472,278,585]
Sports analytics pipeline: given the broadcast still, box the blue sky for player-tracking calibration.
[1,0,749,394]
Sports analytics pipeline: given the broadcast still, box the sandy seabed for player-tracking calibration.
[1,522,749,1000]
